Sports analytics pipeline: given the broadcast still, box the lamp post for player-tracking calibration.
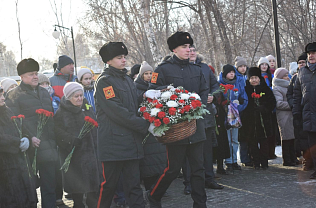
[52,25,77,74]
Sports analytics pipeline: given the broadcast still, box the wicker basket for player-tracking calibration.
[156,119,197,144]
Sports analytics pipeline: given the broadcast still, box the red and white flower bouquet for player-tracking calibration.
[139,86,209,141]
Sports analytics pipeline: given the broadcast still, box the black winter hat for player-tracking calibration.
[297,52,307,63]
[57,55,74,70]
[305,42,316,53]
[222,64,235,78]
[247,67,261,80]
[130,64,141,78]
[167,31,193,52]
[17,58,39,76]
[99,42,128,63]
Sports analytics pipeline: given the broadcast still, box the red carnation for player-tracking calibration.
[178,99,185,104]
[155,104,163,108]
[143,112,150,120]
[251,92,257,98]
[154,119,161,127]
[158,111,166,119]
[140,107,146,112]
[170,94,178,100]
[147,98,153,103]
[179,108,185,114]
[195,100,202,107]
[191,101,198,109]
[163,117,170,124]
[184,105,191,112]
[189,96,196,100]
[185,90,189,93]
[17,114,25,119]
[93,121,99,127]
[169,107,176,115]
[255,94,261,99]
[84,116,90,122]
[233,88,238,92]
[149,116,155,123]
[11,116,17,120]
[175,89,181,93]
[227,84,234,90]
[264,75,268,79]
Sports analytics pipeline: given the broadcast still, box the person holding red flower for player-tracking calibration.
[5,58,58,207]
[242,67,276,170]
[54,82,100,207]
[218,64,248,173]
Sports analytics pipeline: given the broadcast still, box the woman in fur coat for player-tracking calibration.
[0,86,37,208]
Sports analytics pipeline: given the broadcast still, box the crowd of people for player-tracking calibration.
[0,31,316,208]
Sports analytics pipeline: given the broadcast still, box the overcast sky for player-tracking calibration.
[0,0,85,63]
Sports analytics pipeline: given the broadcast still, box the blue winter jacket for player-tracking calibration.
[218,72,248,113]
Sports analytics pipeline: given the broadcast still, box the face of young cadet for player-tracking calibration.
[260,63,268,72]
[237,65,247,75]
[107,55,126,70]
[269,59,276,68]
[249,76,260,86]
[189,47,197,62]
[20,71,39,88]
[226,71,235,80]
[143,71,152,82]
[173,44,190,60]
[81,73,92,86]
[70,90,84,107]
[308,51,316,64]
[0,92,5,106]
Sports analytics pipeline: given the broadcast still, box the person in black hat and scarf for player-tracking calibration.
[147,31,208,208]
[95,42,150,208]
[293,42,316,179]
[242,67,276,170]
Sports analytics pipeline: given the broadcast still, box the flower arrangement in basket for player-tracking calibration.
[60,116,98,173]
[139,86,209,144]
[11,114,32,178]
[32,109,54,175]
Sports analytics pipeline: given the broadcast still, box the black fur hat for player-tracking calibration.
[167,31,193,52]
[305,42,316,53]
[297,52,307,63]
[247,67,261,80]
[17,58,39,76]
[99,42,128,63]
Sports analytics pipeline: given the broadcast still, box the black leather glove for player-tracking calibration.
[238,97,244,105]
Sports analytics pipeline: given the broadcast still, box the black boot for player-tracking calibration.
[282,140,295,166]
[216,159,227,175]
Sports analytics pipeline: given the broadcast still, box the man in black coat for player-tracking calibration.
[147,32,208,208]
[5,58,58,208]
[180,45,223,192]
[293,42,316,179]
[95,42,150,208]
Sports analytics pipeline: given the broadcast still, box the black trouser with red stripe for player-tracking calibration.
[150,141,206,208]
[97,159,144,208]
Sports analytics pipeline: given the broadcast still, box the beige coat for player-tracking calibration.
[272,78,295,140]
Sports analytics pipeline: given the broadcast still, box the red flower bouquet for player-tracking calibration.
[139,86,209,142]
[60,116,98,173]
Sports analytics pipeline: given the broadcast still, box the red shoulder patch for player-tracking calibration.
[103,86,115,99]
[151,72,159,84]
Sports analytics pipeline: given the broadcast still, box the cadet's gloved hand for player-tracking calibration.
[148,123,161,137]
[20,137,29,152]
[145,90,161,99]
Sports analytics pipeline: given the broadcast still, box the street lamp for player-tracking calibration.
[52,25,77,75]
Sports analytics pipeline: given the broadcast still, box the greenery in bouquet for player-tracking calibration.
[139,86,209,137]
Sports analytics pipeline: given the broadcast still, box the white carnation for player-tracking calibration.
[161,91,172,99]
[166,101,179,108]
[190,93,201,100]
[180,93,190,100]
[150,108,161,116]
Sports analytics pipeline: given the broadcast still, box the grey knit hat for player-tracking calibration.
[63,82,83,99]
[234,56,247,68]
[37,73,50,85]
[139,61,154,77]
[257,57,269,67]
[1,78,18,92]
[77,67,93,81]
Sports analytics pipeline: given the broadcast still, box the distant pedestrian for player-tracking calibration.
[0,78,18,96]
[77,66,96,112]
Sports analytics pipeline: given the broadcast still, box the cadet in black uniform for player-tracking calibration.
[147,32,208,208]
[95,42,150,208]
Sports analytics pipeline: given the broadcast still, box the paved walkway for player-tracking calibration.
[37,147,316,207]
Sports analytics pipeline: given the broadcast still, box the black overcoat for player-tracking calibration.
[54,97,101,193]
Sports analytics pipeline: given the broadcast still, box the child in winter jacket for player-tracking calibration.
[38,73,60,113]
[219,64,248,172]
[77,67,95,112]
